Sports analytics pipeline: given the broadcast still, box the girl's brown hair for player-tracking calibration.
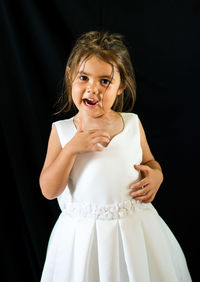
[55,31,136,114]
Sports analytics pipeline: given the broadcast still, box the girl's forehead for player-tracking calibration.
[77,55,119,75]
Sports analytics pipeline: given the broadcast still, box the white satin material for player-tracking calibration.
[41,113,192,282]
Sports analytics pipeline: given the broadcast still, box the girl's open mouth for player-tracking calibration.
[83,98,99,108]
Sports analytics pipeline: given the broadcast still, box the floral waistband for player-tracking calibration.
[62,199,152,220]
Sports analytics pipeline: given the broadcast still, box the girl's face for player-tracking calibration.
[70,56,123,117]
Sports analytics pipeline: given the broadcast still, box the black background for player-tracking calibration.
[1,0,199,281]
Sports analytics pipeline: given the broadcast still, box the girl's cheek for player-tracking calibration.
[72,83,84,94]
[72,82,79,90]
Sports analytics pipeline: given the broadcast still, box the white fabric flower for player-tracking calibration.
[63,199,152,220]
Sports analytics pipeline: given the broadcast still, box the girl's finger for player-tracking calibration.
[91,130,110,140]
[92,136,110,145]
[94,143,105,151]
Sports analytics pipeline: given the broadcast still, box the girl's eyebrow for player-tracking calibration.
[78,71,114,80]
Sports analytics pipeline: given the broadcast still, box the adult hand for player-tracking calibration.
[129,164,163,203]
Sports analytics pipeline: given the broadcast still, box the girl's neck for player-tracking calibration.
[75,110,119,131]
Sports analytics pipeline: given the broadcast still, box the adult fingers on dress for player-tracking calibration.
[130,178,149,191]
[133,189,152,202]
[134,164,150,176]
[130,185,149,198]
[142,194,155,203]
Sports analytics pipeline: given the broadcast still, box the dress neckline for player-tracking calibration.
[71,112,126,147]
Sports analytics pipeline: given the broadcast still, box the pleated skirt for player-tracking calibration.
[41,205,192,282]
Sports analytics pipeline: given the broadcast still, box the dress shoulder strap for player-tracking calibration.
[52,117,75,148]
[121,112,140,135]
[121,112,142,153]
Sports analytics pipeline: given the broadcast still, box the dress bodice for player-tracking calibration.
[53,113,142,210]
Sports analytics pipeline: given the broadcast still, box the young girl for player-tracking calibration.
[40,31,192,282]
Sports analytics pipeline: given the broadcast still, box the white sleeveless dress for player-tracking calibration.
[41,113,192,282]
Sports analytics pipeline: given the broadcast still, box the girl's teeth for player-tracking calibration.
[83,98,98,106]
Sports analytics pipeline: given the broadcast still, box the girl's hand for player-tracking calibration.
[129,164,163,203]
[68,118,110,154]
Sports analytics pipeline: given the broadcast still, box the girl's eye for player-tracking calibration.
[101,79,110,86]
[79,75,88,81]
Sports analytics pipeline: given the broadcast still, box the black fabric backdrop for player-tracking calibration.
[1,0,199,281]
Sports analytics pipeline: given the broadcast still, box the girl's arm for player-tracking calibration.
[130,118,164,203]
[39,125,77,200]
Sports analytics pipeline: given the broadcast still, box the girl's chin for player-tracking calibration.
[78,102,112,117]
[78,106,105,118]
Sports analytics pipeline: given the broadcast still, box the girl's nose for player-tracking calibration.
[86,85,99,95]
